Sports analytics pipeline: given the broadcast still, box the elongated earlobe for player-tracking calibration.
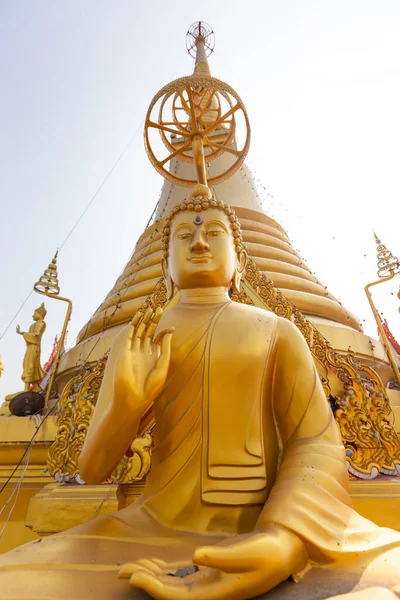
[231,250,247,294]
[161,257,175,300]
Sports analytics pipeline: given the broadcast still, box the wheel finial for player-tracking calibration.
[186,21,215,59]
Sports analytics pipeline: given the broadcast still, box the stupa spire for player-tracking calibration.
[186,21,214,76]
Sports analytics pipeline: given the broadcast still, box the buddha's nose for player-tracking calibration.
[190,229,210,252]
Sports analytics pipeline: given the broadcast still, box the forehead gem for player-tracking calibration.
[193,215,203,226]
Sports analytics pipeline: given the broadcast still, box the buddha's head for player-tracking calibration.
[33,303,47,321]
[161,196,247,298]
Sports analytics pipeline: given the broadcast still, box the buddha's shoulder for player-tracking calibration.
[225,303,299,336]
[225,302,277,327]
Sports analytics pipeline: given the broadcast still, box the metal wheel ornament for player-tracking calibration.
[186,21,215,58]
[144,75,251,188]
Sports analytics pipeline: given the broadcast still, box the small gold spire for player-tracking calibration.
[365,233,400,385]
[33,251,73,406]
[34,250,60,296]
[373,232,400,279]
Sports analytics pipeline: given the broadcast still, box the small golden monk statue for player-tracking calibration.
[16,303,47,392]
[2,198,400,600]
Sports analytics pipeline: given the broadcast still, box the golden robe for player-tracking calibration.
[1,302,400,599]
[21,320,46,384]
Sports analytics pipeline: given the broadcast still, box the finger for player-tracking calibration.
[146,322,158,342]
[154,331,174,374]
[119,562,142,579]
[129,570,196,599]
[152,558,168,569]
[130,569,247,600]
[154,327,175,347]
[128,311,142,346]
[133,308,153,349]
[119,559,163,579]
[145,307,163,337]
[130,311,142,328]
[144,309,164,347]
[193,545,254,573]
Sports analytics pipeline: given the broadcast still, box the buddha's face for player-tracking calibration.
[167,208,238,290]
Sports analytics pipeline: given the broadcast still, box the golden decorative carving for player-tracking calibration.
[47,356,154,484]
[243,254,400,478]
[230,289,254,305]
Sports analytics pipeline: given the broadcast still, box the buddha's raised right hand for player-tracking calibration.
[113,307,174,414]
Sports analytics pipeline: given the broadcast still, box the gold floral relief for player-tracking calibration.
[243,254,400,478]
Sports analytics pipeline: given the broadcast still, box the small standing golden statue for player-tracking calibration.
[16,303,47,392]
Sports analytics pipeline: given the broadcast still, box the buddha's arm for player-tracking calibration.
[22,332,40,344]
[257,317,352,562]
[79,327,144,484]
[79,308,173,485]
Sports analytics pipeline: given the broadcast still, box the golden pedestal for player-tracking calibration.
[25,481,146,538]
[18,478,400,547]
[25,482,120,536]
[0,415,57,553]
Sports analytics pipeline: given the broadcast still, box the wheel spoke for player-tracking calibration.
[159,142,191,167]
[208,141,241,157]
[160,121,189,126]
[177,90,191,115]
[200,88,216,115]
[148,121,190,137]
[202,103,240,136]
[185,85,200,133]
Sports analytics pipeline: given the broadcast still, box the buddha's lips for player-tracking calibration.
[187,255,213,263]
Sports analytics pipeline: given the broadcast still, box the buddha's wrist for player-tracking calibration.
[108,398,147,428]
[256,522,309,575]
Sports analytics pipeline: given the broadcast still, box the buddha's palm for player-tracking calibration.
[119,525,308,600]
[114,307,174,412]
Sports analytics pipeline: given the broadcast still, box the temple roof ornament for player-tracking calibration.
[373,232,400,279]
[144,22,250,192]
[365,233,400,386]
[33,252,73,406]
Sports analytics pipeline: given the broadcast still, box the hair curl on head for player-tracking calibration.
[162,196,245,259]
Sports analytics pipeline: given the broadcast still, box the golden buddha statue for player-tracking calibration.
[16,303,47,392]
[2,197,400,600]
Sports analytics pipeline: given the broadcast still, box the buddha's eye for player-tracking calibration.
[206,229,224,237]
[177,232,193,240]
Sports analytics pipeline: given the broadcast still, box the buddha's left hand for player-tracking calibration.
[119,524,308,600]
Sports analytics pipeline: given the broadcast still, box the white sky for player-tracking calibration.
[1,0,399,399]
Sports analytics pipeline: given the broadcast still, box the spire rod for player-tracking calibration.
[186,21,215,76]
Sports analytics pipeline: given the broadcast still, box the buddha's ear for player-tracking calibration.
[161,257,175,300]
[232,249,247,294]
